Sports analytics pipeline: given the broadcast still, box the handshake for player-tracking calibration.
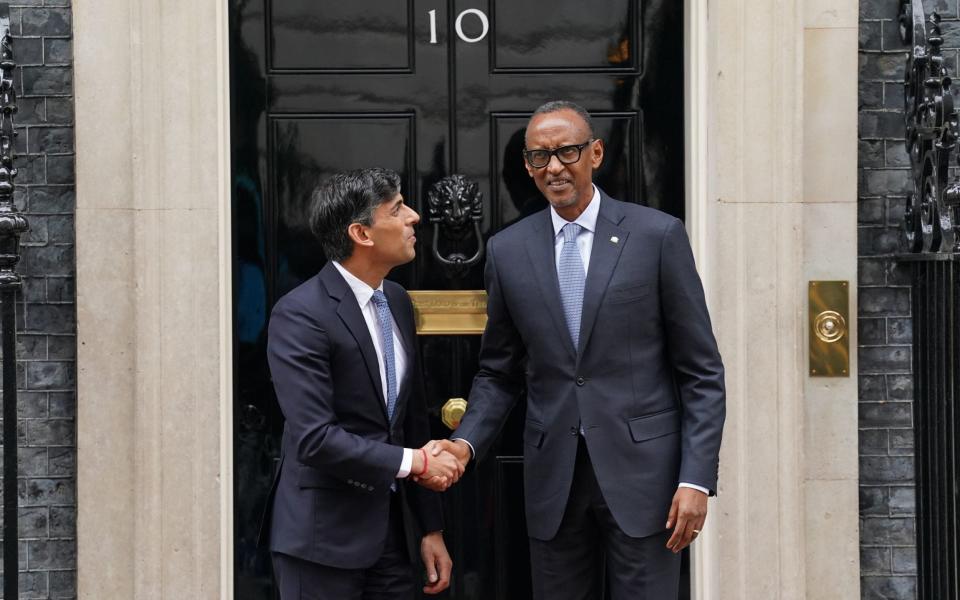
[409,439,471,492]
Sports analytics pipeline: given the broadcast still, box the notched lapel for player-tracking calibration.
[321,264,390,426]
[577,201,628,358]
[525,211,577,360]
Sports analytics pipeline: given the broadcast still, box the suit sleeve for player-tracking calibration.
[659,218,726,494]
[267,297,404,489]
[399,293,444,534]
[453,238,527,460]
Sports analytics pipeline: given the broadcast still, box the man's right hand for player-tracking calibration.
[429,439,471,470]
[411,442,464,491]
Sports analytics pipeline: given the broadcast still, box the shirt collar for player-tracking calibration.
[550,184,601,238]
[331,261,383,308]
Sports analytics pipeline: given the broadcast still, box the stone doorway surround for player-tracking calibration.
[72,0,860,598]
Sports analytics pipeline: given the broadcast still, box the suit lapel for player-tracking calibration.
[577,195,628,358]
[525,209,577,360]
[321,263,390,426]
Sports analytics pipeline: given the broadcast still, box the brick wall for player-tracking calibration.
[0,1,75,598]
[856,0,942,597]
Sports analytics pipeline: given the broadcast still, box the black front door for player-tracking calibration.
[230,1,685,598]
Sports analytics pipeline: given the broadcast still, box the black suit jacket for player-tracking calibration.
[261,262,442,569]
[454,191,726,540]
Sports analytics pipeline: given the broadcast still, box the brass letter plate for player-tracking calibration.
[808,281,849,377]
[408,290,487,335]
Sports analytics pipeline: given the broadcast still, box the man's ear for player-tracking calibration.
[590,139,604,169]
[347,222,374,248]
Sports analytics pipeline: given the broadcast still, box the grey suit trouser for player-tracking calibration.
[529,438,681,600]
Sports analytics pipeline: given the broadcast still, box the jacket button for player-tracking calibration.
[569,427,578,436]
[576,376,585,386]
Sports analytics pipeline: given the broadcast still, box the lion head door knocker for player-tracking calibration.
[427,174,484,278]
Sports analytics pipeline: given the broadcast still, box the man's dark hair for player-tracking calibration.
[529,100,594,138]
[309,167,402,262]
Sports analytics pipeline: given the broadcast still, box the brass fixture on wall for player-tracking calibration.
[808,281,849,377]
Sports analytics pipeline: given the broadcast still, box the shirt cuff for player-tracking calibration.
[451,438,476,460]
[678,482,710,495]
[397,447,413,478]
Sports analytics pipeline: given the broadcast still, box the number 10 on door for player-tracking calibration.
[428,8,490,44]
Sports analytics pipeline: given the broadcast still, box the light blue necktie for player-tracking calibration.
[558,222,586,349]
[371,290,398,421]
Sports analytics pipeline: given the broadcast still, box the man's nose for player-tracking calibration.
[407,206,421,224]
[546,154,565,173]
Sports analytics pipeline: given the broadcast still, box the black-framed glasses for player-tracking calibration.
[523,139,595,169]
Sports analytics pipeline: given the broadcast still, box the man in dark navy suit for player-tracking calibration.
[263,168,464,599]
[434,101,727,599]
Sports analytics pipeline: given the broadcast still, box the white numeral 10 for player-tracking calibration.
[428,8,490,44]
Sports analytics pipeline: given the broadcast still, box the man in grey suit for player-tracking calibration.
[431,101,726,599]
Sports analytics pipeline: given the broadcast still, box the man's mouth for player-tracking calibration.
[547,179,571,190]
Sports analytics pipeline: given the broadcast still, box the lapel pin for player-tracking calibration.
[610,236,619,244]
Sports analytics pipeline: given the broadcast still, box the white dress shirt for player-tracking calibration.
[550,184,601,275]
[332,262,413,478]
[459,187,710,496]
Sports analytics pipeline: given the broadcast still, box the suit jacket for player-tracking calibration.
[454,191,725,541]
[260,262,442,569]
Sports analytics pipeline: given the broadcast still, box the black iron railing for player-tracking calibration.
[909,260,959,599]
[899,1,960,597]
[899,0,960,253]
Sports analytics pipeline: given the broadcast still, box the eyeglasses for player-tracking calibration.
[523,140,595,169]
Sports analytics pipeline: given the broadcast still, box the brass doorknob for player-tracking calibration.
[441,398,468,430]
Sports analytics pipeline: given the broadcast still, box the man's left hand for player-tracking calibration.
[665,487,708,553]
[420,531,452,594]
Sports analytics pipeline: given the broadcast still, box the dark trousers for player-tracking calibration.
[271,494,414,600]
[529,438,681,600]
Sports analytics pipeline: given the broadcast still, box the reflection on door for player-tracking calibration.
[230,1,686,598]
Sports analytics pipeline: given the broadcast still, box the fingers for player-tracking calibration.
[668,517,695,553]
[435,549,453,593]
[421,441,464,477]
[428,439,471,468]
[428,439,453,457]
[421,534,452,595]
[415,475,450,492]
[415,441,468,491]
[429,453,455,479]
[674,516,706,553]
[422,550,452,594]
[414,455,464,491]
[665,511,683,551]
[665,489,708,553]
[665,496,679,530]
[428,451,465,482]
[424,551,438,585]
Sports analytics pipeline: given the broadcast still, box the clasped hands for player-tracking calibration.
[410,439,471,492]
